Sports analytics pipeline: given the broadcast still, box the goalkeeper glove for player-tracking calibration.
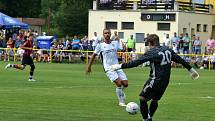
[189,68,199,80]
[111,64,122,71]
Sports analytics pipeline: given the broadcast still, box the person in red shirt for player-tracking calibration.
[5,34,36,81]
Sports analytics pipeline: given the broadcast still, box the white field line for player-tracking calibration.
[199,96,215,99]
[0,82,193,92]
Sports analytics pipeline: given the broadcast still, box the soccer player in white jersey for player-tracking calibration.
[86,28,128,107]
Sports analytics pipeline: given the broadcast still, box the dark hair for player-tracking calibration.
[147,34,160,46]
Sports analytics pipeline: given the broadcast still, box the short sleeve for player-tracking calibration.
[94,43,101,55]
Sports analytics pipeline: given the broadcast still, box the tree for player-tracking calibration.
[0,0,41,17]
[55,0,93,36]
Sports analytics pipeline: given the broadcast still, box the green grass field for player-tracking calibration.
[0,61,214,121]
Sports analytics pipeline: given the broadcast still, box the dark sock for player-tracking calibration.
[140,99,148,119]
[149,100,158,118]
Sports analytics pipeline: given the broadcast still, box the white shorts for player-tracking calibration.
[105,69,128,82]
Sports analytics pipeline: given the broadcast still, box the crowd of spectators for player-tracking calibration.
[0,30,214,69]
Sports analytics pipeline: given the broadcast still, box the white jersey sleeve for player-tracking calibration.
[94,43,101,55]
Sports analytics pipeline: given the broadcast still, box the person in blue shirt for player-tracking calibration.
[71,35,81,50]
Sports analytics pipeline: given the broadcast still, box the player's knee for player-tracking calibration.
[114,79,122,87]
[20,65,26,70]
[139,96,147,102]
[122,80,128,87]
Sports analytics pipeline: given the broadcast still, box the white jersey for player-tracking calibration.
[94,41,122,71]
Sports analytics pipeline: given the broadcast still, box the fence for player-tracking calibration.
[0,47,214,70]
[97,0,211,13]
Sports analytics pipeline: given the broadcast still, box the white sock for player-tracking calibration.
[116,86,126,103]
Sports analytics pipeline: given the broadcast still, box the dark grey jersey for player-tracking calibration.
[121,46,192,82]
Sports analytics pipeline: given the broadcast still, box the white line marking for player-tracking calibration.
[199,96,215,99]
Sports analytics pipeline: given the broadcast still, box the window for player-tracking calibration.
[105,22,117,29]
[192,0,205,4]
[121,22,134,30]
[183,28,187,34]
[135,33,145,43]
[203,24,208,32]
[157,23,170,31]
[118,32,124,39]
[197,24,201,32]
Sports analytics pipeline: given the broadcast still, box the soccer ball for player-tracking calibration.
[126,102,139,115]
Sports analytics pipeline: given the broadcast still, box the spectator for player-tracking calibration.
[81,35,89,51]
[193,36,202,54]
[4,37,14,61]
[182,33,190,54]
[191,35,196,54]
[171,32,180,51]
[92,32,100,50]
[164,34,171,47]
[126,35,136,52]
[71,35,81,50]
[178,36,184,54]
[205,37,215,54]
[111,31,120,41]
[15,36,23,48]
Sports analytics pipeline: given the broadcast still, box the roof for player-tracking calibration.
[20,18,46,26]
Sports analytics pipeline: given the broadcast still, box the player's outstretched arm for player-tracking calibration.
[86,53,97,75]
[171,50,199,80]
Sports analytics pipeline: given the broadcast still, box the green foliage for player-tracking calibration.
[0,0,41,17]
[55,0,93,36]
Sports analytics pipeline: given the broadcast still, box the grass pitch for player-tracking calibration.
[0,61,214,121]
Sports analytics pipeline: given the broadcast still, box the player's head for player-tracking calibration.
[146,34,160,48]
[103,28,111,41]
[28,33,34,41]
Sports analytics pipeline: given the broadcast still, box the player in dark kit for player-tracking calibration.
[5,34,36,82]
[111,34,199,121]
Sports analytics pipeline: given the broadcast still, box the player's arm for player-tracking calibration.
[111,50,154,70]
[86,53,97,75]
[121,51,154,69]
[86,44,101,75]
[20,41,32,50]
[171,50,199,80]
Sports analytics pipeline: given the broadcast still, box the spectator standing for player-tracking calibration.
[171,32,180,51]
[182,33,190,54]
[205,37,215,54]
[92,32,100,50]
[111,31,120,41]
[193,36,202,54]
[126,35,136,52]
[81,36,89,51]
[164,34,171,48]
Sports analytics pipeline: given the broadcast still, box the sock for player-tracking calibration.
[29,76,33,79]
[13,64,24,70]
[116,86,125,103]
[149,100,158,118]
[140,99,149,120]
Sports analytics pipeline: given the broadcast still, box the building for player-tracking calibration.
[88,0,215,52]
[19,18,46,35]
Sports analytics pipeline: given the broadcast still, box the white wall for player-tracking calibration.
[88,10,214,52]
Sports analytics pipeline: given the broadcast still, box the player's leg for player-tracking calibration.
[114,79,126,106]
[148,82,168,120]
[139,80,153,120]
[117,69,128,106]
[148,99,158,120]
[5,63,26,70]
[28,64,36,81]
[24,55,36,81]
[140,96,149,121]
[106,70,126,106]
